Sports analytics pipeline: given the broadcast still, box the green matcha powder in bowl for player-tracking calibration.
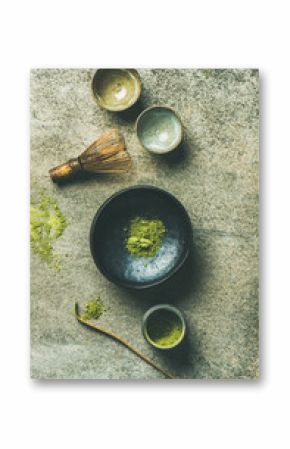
[142,304,186,350]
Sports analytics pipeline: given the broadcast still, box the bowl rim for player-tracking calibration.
[89,185,192,289]
[142,304,186,350]
[135,105,184,154]
[91,68,142,112]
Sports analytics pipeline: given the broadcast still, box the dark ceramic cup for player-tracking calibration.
[90,185,192,289]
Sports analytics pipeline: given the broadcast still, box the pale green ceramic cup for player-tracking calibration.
[136,106,183,154]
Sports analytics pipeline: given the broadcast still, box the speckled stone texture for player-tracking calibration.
[30,69,259,379]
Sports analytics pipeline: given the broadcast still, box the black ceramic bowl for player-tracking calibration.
[90,186,192,289]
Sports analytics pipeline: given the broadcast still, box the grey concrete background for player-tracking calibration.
[30,69,259,379]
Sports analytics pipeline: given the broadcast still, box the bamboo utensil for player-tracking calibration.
[49,128,131,183]
[75,302,176,379]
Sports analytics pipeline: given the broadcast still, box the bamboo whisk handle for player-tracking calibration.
[49,158,81,183]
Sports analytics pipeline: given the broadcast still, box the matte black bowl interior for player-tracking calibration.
[90,186,192,289]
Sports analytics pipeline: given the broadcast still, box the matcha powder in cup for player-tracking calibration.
[143,305,186,350]
[125,217,166,257]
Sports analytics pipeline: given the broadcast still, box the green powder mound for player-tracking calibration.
[30,192,67,271]
[81,298,105,321]
[125,217,165,257]
[147,310,183,347]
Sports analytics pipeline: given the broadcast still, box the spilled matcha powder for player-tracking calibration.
[81,298,105,321]
[147,310,183,348]
[125,217,165,257]
[30,192,67,271]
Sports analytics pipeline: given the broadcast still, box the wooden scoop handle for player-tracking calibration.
[49,158,81,183]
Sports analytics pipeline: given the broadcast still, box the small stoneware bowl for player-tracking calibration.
[90,185,192,289]
[142,304,186,350]
[136,106,183,154]
[92,69,141,112]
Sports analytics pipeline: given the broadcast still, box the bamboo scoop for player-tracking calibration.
[49,128,131,183]
[75,302,176,379]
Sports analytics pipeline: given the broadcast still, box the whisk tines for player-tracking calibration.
[49,128,132,183]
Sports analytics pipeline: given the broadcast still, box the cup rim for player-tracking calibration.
[142,304,186,350]
[91,68,141,112]
[135,105,184,154]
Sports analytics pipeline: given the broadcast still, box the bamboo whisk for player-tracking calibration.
[49,128,132,183]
